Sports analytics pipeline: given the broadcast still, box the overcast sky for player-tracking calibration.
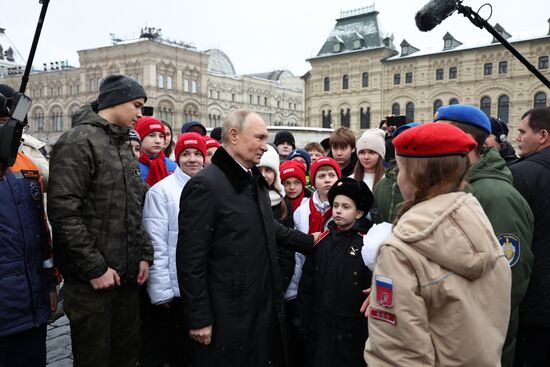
[3,0,549,76]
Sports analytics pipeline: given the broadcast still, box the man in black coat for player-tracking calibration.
[176,110,317,366]
[510,107,550,367]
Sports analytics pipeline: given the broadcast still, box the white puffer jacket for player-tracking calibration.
[143,167,191,304]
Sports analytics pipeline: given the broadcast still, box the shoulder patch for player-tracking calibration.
[370,308,397,325]
[375,275,394,308]
[498,233,520,267]
[313,229,330,247]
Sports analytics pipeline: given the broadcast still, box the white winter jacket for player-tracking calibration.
[143,167,191,304]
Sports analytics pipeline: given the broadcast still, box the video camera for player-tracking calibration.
[0,91,32,167]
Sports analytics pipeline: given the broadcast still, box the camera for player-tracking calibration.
[386,115,407,128]
[141,106,154,116]
[0,92,32,167]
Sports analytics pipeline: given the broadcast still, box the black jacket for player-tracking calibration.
[273,197,296,292]
[510,146,550,326]
[176,147,314,366]
[328,151,358,178]
[297,218,372,367]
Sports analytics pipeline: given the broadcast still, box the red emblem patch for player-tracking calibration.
[370,308,397,325]
[375,275,394,308]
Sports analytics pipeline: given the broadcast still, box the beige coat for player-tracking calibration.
[364,192,511,367]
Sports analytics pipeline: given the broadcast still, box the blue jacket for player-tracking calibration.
[0,153,57,337]
[139,157,177,182]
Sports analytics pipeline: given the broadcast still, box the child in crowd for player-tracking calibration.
[258,145,295,292]
[136,116,177,186]
[161,120,175,160]
[287,149,311,174]
[298,178,374,367]
[280,160,309,211]
[352,128,386,192]
[274,130,296,161]
[129,128,141,159]
[305,142,326,163]
[364,123,511,366]
[202,135,220,167]
[142,132,206,366]
[329,127,357,177]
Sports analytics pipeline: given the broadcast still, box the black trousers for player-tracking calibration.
[0,324,47,367]
[62,282,140,367]
[514,324,550,367]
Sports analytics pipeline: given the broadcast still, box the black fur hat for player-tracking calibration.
[328,177,374,213]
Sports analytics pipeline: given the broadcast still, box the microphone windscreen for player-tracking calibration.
[415,0,458,32]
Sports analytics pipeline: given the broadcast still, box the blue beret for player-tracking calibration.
[435,104,491,134]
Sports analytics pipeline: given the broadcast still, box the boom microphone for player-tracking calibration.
[415,0,458,32]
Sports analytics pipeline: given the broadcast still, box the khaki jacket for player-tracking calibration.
[364,192,511,367]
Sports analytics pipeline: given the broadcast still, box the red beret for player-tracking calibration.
[202,135,221,149]
[280,160,307,187]
[310,157,342,187]
[393,123,477,157]
[175,132,207,161]
[135,116,165,140]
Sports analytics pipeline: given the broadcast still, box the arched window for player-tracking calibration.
[191,80,197,94]
[480,96,491,116]
[183,79,189,92]
[322,109,332,128]
[362,72,369,87]
[391,103,400,116]
[51,108,64,132]
[159,105,174,124]
[342,75,349,90]
[534,92,547,108]
[324,77,330,92]
[405,102,415,122]
[341,108,350,127]
[183,104,198,123]
[360,107,371,129]
[449,98,459,105]
[497,95,509,123]
[33,109,44,132]
[433,99,443,115]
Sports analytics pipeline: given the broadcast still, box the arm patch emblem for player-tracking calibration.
[498,233,520,267]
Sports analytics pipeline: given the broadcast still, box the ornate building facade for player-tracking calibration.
[0,28,304,143]
[303,6,550,141]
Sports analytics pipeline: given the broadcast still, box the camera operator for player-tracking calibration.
[0,86,59,366]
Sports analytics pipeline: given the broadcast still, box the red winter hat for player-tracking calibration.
[135,116,165,140]
[203,135,221,149]
[310,157,342,187]
[280,160,307,187]
[175,132,207,161]
[393,123,477,157]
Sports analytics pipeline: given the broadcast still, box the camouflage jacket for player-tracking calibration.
[47,104,153,284]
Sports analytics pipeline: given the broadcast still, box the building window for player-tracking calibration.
[360,107,371,129]
[88,79,94,92]
[436,68,444,80]
[158,74,164,88]
[498,95,509,122]
[405,72,413,84]
[362,72,369,87]
[449,67,457,79]
[76,84,80,95]
[484,63,492,76]
[405,102,415,122]
[324,77,330,92]
[257,96,261,105]
[232,93,236,102]
[216,91,220,100]
[391,103,400,116]
[159,107,173,124]
[498,61,508,74]
[444,39,452,49]
[264,97,268,106]
[294,103,297,110]
[433,99,443,115]
[34,112,44,132]
[191,80,197,94]
[342,75,349,90]
[534,92,547,108]
[184,79,189,92]
[167,76,173,89]
[449,98,459,105]
[208,90,213,98]
[322,110,332,128]
[277,100,280,108]
[353,39,363,49]
[394,74,401,85]
[538,56,548,69]
[289,102,292,110]
[52,111,64,132]
[341,108,351,127]
[480,96,491,116]
[249,94,253,104]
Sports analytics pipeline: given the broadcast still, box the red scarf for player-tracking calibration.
[140,151,169,187]
[289,191,305,211]
[308,197,332,234]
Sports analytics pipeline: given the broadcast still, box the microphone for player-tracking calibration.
[415,0,458,32]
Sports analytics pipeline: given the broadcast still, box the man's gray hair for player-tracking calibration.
[221,110,253,143]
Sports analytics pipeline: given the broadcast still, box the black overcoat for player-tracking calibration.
[176,147,313,366]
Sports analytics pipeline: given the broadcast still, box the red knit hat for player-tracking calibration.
[393,123,477,157]
[310,157,342,187]
[280,160,307,187]
[175,132,207,161]
[202,135,221,149]
[135,116,166,140]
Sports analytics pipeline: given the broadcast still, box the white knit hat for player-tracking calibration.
[258,145,284,197]
[356,128,386,158]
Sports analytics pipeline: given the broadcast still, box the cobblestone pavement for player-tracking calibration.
[46,314,73,367]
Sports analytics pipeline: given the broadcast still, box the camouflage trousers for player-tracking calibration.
[62,282,140,367]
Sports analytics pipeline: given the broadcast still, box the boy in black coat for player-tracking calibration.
[297,177,374,367]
